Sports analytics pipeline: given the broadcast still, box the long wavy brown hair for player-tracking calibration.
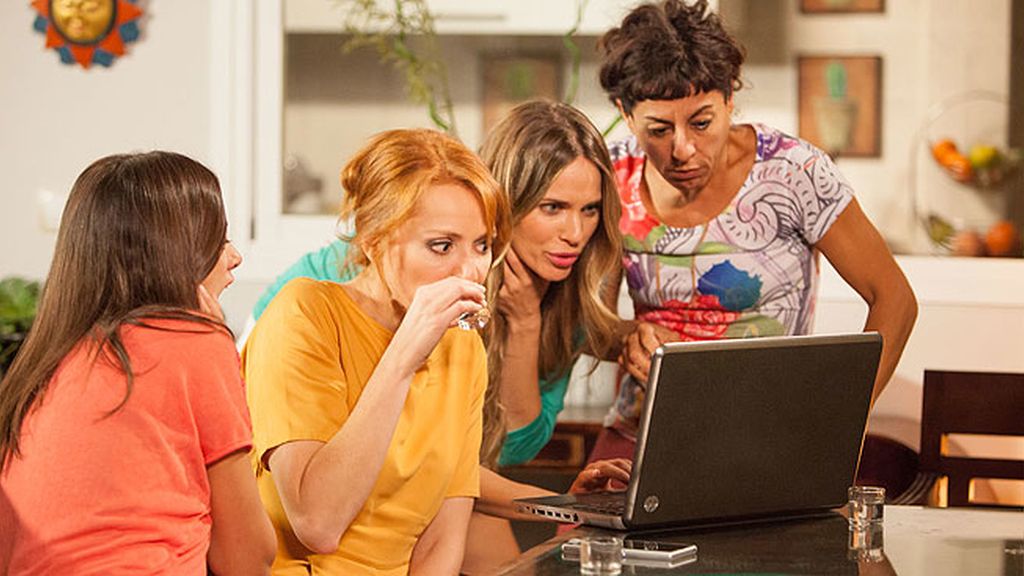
[477,100,623,467]
[0,151,230,469]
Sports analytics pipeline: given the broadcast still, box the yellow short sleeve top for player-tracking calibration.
[241,278,485,575]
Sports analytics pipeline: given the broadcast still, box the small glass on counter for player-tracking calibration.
[848,485,885,529]
[579,536,623,575]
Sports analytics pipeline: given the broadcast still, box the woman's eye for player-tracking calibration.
[693,119,712,131]
[582,204,601,217]
[475,240,491,254]
[539,203,560,215]
[648,127,670,138]
[429,241,453,254]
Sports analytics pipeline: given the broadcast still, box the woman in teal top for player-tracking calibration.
[247,101,627,572]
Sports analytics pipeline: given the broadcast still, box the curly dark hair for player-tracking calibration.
[598,0,745,115]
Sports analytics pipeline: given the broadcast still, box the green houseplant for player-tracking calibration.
[0,277,41,375]
[335,0,597,136]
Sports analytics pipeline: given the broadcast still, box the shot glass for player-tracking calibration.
[847,522,885,563]
[847,485,885,530]
[579,536,623,575]
[456,307,491,331]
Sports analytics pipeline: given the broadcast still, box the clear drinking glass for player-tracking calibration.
[848,485,885,529]
[456,307,491,331]
[579,536,623,575]
[848,522,885,562]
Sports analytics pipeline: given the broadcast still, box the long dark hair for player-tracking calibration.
[478,100,623,467]
[0,151,229,468]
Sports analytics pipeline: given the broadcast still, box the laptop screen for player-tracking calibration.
[624,332,882,527]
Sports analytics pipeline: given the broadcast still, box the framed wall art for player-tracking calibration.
[31,0,143,69]
[481,54,561,134]
[797,55,882,158]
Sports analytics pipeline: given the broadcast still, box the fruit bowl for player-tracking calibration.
[910,90,1022,256]
[929,138,1022,189]
[927,215,1023,258]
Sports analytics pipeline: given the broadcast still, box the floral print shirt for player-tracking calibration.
[608,124,854,433]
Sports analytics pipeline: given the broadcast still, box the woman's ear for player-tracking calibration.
[358,238,376,265]
[616,99,635,133]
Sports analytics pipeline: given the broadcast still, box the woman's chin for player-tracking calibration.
[538,265,573,284]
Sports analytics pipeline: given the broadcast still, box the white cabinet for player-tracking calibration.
[213,0,643,280]
[283,0,637,35]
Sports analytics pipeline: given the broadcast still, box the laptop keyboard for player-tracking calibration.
[569,493,627,515]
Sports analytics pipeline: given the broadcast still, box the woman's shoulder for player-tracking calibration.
[607,134,643,163]
[261,277,383,342]
[120,318,237,369]
[750,123,830,165]
[274,276,351,312]
[252,239,352,320]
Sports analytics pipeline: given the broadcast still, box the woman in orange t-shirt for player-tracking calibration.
[0,152,275,575]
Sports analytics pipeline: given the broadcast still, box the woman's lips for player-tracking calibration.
[546,252,579,268]
[667,167,704,183]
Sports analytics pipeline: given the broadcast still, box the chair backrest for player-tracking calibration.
[920,369,1024,507]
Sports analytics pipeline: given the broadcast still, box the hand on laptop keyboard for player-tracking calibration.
[569,458,632,494]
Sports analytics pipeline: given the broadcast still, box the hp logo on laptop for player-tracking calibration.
[643,495,660,513]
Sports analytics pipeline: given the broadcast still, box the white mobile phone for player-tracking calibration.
[561,537,698,562]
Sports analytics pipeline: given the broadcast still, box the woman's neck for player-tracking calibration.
[344,271,403,332]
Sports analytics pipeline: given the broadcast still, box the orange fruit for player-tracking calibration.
[984,220,1022,257]
[931,139,958,164]
[944,155,974,183]
[950,230,987,257]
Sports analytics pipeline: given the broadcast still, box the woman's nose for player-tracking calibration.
[560,213,584,246]
[226,243,243,270]
[455,254,488,285]
[673,132,697,163]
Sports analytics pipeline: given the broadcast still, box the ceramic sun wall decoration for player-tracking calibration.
[31,0,143,69]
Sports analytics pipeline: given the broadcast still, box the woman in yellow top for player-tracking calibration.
[242,129,510,574]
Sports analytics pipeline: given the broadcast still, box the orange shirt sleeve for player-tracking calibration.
[185,329,254,465]
[242,279,351,471]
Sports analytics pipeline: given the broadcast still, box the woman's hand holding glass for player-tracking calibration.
[392,276,488,370]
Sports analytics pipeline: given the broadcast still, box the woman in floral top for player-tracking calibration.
[592,0,918,458]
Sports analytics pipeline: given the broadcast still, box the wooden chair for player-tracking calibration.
[918,369,1024,508]
[855,433,920,503]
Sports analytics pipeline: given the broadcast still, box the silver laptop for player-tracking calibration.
[515,332,882,530]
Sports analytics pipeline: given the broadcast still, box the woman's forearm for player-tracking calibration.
[500,320,544,430]
[409,497,474,573]
[271,344,416,553]
[863,281,918,404]
[475,467,555,520]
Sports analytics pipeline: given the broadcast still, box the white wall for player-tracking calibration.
[0,1,213,280]
[725,0,1012,253]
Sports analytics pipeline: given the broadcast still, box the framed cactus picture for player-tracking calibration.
[797,55,882,158]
